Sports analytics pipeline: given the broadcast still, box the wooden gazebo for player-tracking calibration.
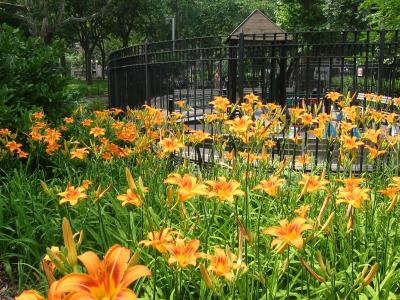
[227,9,290,104]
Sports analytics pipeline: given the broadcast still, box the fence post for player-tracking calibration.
[238,32,245,104]
[144,40,150,105]
[168,96,175,114]
[378,28,385,95]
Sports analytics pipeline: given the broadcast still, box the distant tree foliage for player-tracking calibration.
[0,0,398,86]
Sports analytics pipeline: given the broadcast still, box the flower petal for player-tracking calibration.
[55,273,96,294]
[78,251,101,275]
[120,265,151,288]
[115,288,137,300]
[104,244,131,288]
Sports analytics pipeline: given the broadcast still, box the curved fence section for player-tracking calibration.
[108,30,400,113]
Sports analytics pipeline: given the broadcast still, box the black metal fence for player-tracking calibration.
[107,30,400,172]
[108,30,400,112]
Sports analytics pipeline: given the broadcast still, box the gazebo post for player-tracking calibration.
[278,42,287,107]
[228,39,237,103]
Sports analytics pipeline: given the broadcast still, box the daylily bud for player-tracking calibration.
[40,180,52,196]
[200,264,213,289]
[387,196,398,212]
[362,263,379,287]
[62,218,78,268]
[42,260,56,285]
[125,167,136,191]
[320,212,335,232]
[300,257,325,283]
[317,194,332,226]
[167,187,174,205]
[128,251,141,267]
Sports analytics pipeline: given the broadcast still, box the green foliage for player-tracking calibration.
[65,79,108,97]
[360,0,400,29]
[0,25,76,131]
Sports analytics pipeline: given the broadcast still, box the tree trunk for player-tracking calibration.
[122,34,129,48]
[85,48,93,85]
[100,49,106,80]
[60,51,68,76]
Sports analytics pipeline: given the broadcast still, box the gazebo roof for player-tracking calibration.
[228,9,288,41]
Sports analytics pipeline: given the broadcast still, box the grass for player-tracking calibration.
[1,93,400,299]
[65,78,108,98]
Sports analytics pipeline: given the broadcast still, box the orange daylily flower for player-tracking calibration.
[380,186,400,212]
[389,177,400,189]
[206,177,245,203]
[90,127,106,137]
[294,205,311,218]
[0,128,11,136]
[341,135,363,151]
[296,154,312,166]
[139,228,180,254]
[206,247,244,281]
[301,113,313,126]
[6,141,22,152]
[111,121,125,130]
[58,183,88,206]
[380,186,399,199]
[253,176,285,198]
[70,147,89,160]
[336,187,370,209]
[385,113,397,125]
[326,91,342,102]
[46,143,60,155]
[175,100,186,108]
[81,180,92,190]
[365,145,386,160]
[240,102,253,114]
[64,117,74,124]
[18,150,29,158]
[339,121,356,134]
[54,244,151,299]
[164,173,208,202]
[102,152,112,160]
[308,126,325,139]
[265,139,276,148]
[298,174,329,193]
[188,130,211,144]
[117,188,145,207]
[15,290,45,300]
[209,96,230,112]
[159,137,185,155]
[336,177,364,191]
[363,129,381,144]
[81,119,93,126]
[225,116,254,134]
[315,112,331,125]
[165,239,203,268]
[43,128,62,144]
[263,217,313,253]
[288,107,305,123]
[32,111,45,120]
[244,93,258,104]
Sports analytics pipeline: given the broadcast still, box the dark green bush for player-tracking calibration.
[0,25,76,131]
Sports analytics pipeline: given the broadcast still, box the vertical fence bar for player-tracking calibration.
[378,28,386,95]
[238,33,245,104]
[145,41,150,105]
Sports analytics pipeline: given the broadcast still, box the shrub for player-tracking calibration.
[0,25,76,131]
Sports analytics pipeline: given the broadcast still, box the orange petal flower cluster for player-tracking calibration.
[164,173,208,202]
[139,228,180,254]
[206,176,245,203]
[263,217,313,253]
[58,183,88,206]
[253,176,285,198]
